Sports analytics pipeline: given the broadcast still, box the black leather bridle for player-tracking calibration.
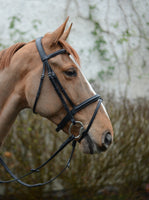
[0,37,102,187]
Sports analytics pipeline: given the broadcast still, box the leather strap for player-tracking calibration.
[34,38,75,123]
[56,94,102,132]
[33,63,46,113]
[0,135,76,187]
[35,37,67,62]
[79,99,102,142]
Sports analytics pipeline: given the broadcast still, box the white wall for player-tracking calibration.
[0,0,149,99]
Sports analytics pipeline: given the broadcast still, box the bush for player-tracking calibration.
[0,90,149,200]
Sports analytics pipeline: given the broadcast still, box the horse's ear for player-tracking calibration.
[50,17,69,44]
[61,23,72,41]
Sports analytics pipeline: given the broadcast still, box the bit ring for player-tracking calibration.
[69,121,84,139]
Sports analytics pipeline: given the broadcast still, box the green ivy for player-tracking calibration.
[0,14,41,50]
[98,66,115,80]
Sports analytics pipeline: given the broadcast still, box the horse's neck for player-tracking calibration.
[0,68,23,145]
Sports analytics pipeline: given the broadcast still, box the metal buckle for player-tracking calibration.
[48,71,56,78]
[69,121,84,139]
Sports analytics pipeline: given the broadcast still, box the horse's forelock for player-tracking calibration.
[58,39,80,66]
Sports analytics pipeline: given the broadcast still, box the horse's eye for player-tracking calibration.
[64,68,77,77]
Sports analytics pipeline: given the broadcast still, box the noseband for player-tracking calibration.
[0,37,102,187]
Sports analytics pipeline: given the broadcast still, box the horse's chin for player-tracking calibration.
[79,133,102,154]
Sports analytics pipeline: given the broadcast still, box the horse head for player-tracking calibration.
[0,18,113,154]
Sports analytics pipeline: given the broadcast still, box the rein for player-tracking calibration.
[0,136,76,187]
[0,37,102,187]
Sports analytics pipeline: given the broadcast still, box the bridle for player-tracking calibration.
[0,37,103,187]
[33,38,102,137]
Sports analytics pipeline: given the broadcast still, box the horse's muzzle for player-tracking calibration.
[79,131,112,154]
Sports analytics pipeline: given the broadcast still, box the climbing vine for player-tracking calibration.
[0,0,149,98]
[89,5,115,81]
[64,0,149,97]
[0,14,41,50]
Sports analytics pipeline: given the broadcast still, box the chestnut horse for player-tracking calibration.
[0,18,113,155]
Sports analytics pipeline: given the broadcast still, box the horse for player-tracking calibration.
[0,17,113,155]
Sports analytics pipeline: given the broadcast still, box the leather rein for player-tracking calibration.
[0,37,102,187]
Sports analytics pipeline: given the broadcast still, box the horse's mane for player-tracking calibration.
[0,38,80,70]
[0,43,26,70]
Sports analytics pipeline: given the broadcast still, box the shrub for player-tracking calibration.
[0,90,149,200]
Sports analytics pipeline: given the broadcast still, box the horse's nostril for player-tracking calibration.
[104,132,112,146]
[101,132,112,151]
